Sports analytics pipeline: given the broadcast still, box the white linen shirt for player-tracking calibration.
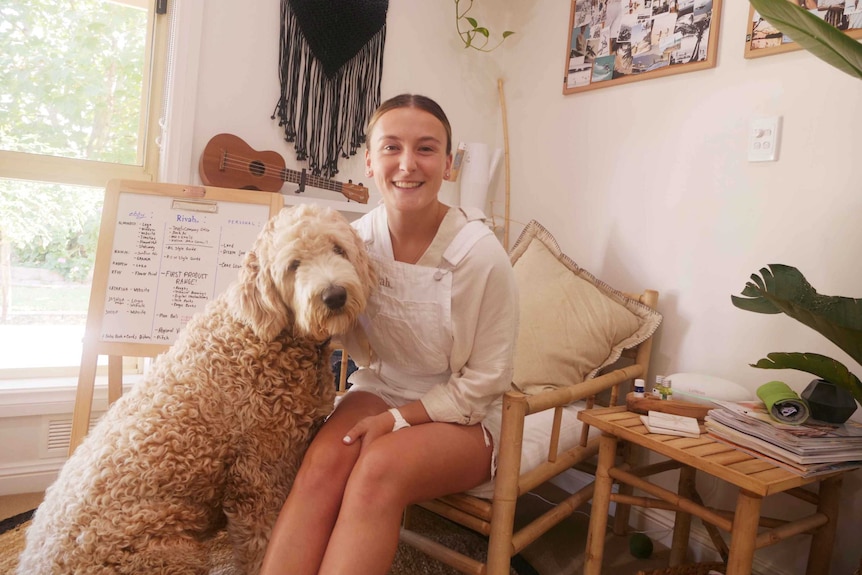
[346,206,518,425]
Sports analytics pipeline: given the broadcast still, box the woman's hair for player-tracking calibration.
[366,94,452,155]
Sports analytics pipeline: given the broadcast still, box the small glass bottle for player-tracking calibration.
[663,377,673,400]
[633,378,645,398]
[652,375,664,398]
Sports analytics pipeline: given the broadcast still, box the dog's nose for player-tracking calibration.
[322,285,347,310]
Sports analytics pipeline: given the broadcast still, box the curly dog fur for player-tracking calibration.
[17,204,375,575]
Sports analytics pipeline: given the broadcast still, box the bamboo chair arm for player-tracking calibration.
[518,363,645,416]
[495,363,645,477]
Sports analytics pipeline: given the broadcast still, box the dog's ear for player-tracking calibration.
[232,248,291,342]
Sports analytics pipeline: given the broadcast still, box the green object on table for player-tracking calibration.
[629,532,653,559]
[756,380,810,425]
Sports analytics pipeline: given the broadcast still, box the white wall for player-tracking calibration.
[185,1,507,211]
[177,1,862,573]
[503,1,862,574]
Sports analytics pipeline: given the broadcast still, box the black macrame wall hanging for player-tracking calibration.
[273,0,389,178]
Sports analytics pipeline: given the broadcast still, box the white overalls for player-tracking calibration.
[345,206,504,481]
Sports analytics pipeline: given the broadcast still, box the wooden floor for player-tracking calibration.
[0,492,42,524]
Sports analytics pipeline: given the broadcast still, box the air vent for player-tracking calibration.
[41,415,102,458]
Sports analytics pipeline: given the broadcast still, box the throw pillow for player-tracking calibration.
[510,220,662,395]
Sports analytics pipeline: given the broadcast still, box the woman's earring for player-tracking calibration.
[444,171,451,179]
[365,169,373,177]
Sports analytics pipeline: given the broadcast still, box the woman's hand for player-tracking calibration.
[342,411,396,453]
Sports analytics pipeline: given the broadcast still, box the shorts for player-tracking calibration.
[343,371,503,494]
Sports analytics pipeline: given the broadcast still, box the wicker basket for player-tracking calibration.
[637,563,726,575]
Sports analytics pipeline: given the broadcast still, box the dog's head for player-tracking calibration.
[230,204,376,342]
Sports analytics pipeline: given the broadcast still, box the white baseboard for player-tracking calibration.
[0,459,62,496]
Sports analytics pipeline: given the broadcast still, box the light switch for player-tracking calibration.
[748,117,781,162]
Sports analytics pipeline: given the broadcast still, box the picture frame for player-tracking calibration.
[562,0,722,95]
[745,1,862,58]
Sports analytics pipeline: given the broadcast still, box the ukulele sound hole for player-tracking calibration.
[249,160,265,177]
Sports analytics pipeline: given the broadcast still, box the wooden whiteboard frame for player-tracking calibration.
[562,0,722,95]
[745,3,862,59]
[69,179,283,453]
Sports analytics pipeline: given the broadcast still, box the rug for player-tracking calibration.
[0,507,536,575]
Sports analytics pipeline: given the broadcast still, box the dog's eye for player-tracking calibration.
[333,244,346,257]
[289,259,300,271]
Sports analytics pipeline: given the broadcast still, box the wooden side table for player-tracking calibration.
[580,406,846,575]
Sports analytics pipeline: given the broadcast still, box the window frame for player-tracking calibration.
[0,0,172,381]
[0,0,170,187]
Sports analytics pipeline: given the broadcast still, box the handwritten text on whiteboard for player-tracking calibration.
[100,192,270,344]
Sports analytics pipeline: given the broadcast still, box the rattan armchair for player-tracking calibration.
[399,288,659,575]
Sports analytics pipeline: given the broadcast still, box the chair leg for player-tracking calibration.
[486,501,516,575]
[486,392,529,575]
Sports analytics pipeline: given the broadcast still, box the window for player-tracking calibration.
[0,0,170,379]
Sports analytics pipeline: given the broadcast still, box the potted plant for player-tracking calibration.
[737,4,861,421]
[739,5,862,572]
[732,264,862,422]
[747,0,862,79]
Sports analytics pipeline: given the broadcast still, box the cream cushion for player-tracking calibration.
[466,401,600,498]
[509,220,662,395]
[467,221,661,498]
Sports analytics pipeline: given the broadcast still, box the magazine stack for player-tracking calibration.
[705,400,862,477]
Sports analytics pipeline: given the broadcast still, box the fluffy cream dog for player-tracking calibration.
[17,203,375,575]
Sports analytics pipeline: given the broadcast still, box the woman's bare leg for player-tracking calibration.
[318,421,493,575]
[259,392,388,575]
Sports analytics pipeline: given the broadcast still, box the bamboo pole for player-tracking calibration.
[806,475,843,574]
[608,467,733,532]
[670,465,697,565]
[726,490,762,575]
[611,493,680,511]
[755,513,827,549]
[497,78,511,251]
[399,528,484,575]
[691,489,729,563]
[583,433,619,575]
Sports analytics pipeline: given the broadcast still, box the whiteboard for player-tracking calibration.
[99,192,270,344]
[70,179,284,454]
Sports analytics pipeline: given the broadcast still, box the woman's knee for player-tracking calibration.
[342,445,407,506]
[294,435,357,493]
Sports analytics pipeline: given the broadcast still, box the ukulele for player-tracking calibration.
[199,133,369,203]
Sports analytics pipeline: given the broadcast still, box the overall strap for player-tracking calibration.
[441,208,493,269]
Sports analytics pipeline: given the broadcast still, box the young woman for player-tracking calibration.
[259,94,518,575]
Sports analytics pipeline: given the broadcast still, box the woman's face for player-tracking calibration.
[365,107,452,215]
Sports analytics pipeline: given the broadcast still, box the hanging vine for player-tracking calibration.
[454,0,514,52]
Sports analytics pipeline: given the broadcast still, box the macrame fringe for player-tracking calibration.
[272,0,385,178]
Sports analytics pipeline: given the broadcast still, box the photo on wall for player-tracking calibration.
[562,0,722,94]
[745,0,862,58]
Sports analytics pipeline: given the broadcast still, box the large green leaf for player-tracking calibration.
[749,0,862,80]
[751,352,862,404]
[732,264,862,367]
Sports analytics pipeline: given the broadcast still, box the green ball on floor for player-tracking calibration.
[629,532,654,559]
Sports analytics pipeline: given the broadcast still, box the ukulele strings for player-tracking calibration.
[217,152,344,192]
